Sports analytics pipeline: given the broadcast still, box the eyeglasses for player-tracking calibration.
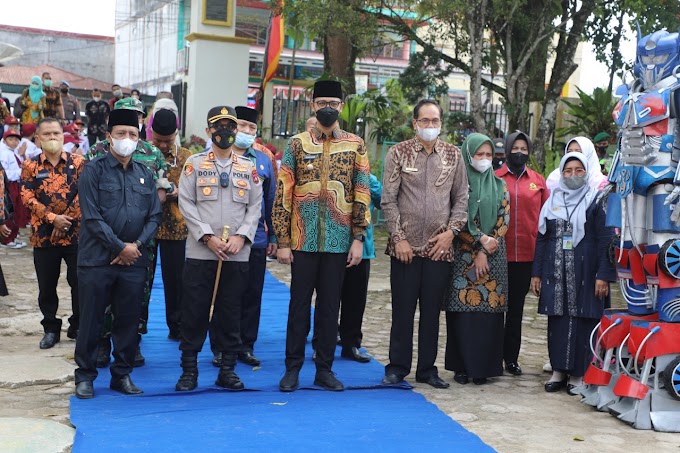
[314,100,341,109]
[219,172,229,188]
[562,168,586,177]
[210,122,237,132]
[415,118,441,127]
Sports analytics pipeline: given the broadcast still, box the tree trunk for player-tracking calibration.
[465,0,489,134]
[533,0,596,170]
[607,7,626,94]
[323,31,358,95]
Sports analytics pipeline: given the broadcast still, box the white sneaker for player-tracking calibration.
[7,240,26,249]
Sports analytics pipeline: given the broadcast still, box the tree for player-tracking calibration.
[398,46,452,105]
[557,87,617,139]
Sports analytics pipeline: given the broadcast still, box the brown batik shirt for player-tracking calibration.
[156,146,192,241]
[382,136,469,262]
[43,87,63,119]
[20,151,84,248]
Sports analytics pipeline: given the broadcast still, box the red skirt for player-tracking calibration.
[7,181,28,228]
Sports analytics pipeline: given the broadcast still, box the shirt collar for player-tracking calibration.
[312,125,341,140]
[413,136,444,156]
[39,151,68,166]
[243,147,257,159]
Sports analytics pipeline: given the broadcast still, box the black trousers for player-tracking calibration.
[504,261,533,364]
[34,245,79,333]
[240,247,267,352]
[74,265,145,383]
[184,259,248,353]
[155,239,186,336]
[339,258,371,348]
[285,251,346,372]
[386,256,449,380]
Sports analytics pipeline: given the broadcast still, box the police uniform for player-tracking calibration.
[178,148,262,365]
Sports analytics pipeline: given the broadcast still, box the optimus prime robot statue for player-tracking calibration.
[578,26,680,432]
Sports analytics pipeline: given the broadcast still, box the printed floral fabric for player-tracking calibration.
[156,146,192,240]
[20,151,84,247]
[43,87,62,119]
[444,188,510,313]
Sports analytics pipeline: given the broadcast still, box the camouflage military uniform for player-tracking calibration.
[86,139,170,347]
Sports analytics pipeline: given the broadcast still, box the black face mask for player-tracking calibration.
[492,157,505,170]
[507,152,529,173]
[315,106,339,127]
[212,129,235,149]
[60,88,69,94]
[596,146,608,154]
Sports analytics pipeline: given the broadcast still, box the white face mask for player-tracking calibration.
[417,126,440,142]
[111,137,138,157]
[93,96,101,102]
[470,158,492,173]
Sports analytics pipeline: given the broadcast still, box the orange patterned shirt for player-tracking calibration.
[21,151,84,248]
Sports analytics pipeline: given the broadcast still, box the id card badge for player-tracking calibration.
[562,235,574,250]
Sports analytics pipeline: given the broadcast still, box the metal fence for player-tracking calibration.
[271,91,312,138]
[449,101,509,139]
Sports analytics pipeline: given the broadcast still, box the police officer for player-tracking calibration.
[176,106,262,391]
[74,108,162,399]
[210,106,276,368]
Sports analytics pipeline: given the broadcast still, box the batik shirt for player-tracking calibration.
[20,151,84,248]
[156,146,192,241]
[86,139,169,189]
[43,87,62,119]
[273,126,370,253]
[382,137,469,262]
[85,100,110,136]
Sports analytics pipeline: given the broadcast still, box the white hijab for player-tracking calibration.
[539,152,598,247]
[546,136,607,191]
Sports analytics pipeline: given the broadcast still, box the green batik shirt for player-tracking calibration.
[85,139,170,189]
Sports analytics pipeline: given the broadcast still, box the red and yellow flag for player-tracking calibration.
[261,0,284,90]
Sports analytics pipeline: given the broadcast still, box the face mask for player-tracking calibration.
[60,88,69,94]
[113,89,123,97]
[417,126,440,142]
[41,139,62,153]
[507,152,529,172]
[93,96,101,102]
[234,132,255,149]
[111,137,138,157]
[212,129,236,149]
[596,146,607,154]
[563,174,587,190]
[492,157,505,170]
[470,158,492,173]
[43,80,52,88]
[315,106,339,127]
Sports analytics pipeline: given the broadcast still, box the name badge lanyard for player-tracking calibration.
[561,191,587,250]
[213,160,232,188]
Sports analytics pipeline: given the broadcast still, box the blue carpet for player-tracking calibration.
[70,264,493,452]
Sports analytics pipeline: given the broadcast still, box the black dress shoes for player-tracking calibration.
[39,332,60,349]
[544,379,568,393]
[473,378,488,385]
[505,362,522,376]
[314,370,344,391]
[212,352,222,367]
[110,375,143,395]
[66,326,78,340]
[381,373,404,385]
[416,374,450,389]
[341,347,370,363]
[279,369,300,392]
[453,373,469,385]
[133,346,145,367]
[75,381,94,399]
[567,384,580,396]
[238,351,261,367]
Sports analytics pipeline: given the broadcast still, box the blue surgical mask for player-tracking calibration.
[234,132,255,149]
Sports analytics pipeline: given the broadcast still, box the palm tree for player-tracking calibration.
[557,87,617,140]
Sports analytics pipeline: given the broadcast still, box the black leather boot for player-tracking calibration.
[175,352,198,391]
[215,352,244,390]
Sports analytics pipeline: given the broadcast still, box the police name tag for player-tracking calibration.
[562,234,574,250]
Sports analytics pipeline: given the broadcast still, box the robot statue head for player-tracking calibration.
[634,27,680,90]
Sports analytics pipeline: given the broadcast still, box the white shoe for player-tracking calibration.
[543,362,552,373]
[7,240,26,249]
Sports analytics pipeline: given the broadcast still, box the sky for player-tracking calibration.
[0,0,637,94]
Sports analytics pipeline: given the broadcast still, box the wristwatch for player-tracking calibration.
[354,234,365,243]
[451,227,460,236]
[133,240,143,249]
